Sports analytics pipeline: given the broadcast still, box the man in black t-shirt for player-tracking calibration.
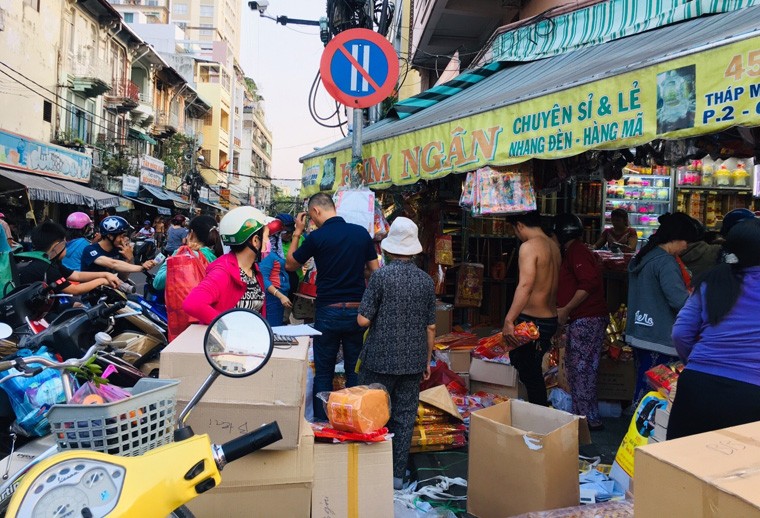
[81,216,155,277]
[18,222,120,295]
[286,193,379,421]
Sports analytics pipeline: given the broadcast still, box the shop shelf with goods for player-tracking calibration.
[458,211,519,329]
[673,159,758,230]
[603,166,674,245]
[572,179,605,244]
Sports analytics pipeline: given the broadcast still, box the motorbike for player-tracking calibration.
[6,308,281,517]
[0,280,69,344]
[132,236,157,266]
[0,332,127,514]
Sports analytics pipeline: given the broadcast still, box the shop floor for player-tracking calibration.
[406,414,630,517]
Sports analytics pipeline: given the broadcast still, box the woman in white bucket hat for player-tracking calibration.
[357,217,436,490]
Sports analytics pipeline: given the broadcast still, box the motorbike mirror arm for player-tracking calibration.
[175,369,221,441]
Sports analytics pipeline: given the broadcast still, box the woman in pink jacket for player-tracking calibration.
[183,206,269,324]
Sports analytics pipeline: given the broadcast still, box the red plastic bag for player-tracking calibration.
[420,362,466,392]
[166,246,209,341]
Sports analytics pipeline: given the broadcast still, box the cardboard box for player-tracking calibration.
[635,421,760,517]
[469,358,518,387]
[160,325,308,449]
[187,482,312,517]
[435,305,452,336]
[458,372,470,391]
[187,420,314,517]
[446,348,473,373]
[467,401,583,517]
[470,380,519,399]
[312,441,393,518]
[219,419,313,487]
[596,358,636,401]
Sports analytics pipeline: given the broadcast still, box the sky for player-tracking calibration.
[239,0,346,192]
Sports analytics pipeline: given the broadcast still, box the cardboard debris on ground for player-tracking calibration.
[419,385,464,421]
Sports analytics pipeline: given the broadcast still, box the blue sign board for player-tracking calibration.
[0,129,92,183]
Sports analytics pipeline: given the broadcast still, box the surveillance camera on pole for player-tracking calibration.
[248,1,269,14]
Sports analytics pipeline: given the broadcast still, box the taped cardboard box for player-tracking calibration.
[469,358,518,387]
[187,421,314,516]
[187,482,312,518]
[467,400,586,518]
[312,440,393,518]
[635,421,760,517]
[160,325,308,449]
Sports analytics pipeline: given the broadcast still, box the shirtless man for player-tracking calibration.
[502,210,561,406]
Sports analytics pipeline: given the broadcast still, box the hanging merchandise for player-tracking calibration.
[333,188,376,237]
[373,202,390,240]
[454,263,484,308]
[460,167,537,216]
[434,235,454,266]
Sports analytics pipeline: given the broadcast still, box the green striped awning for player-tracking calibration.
[391,61,507,119]
[489,0,759,63]
[128,128,158,145]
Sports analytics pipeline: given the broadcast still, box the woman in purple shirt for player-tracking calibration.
[669,218,760,439]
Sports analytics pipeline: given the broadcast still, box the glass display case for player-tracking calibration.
[604,168,673,244]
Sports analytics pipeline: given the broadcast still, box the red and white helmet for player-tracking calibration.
[66,212,93,230]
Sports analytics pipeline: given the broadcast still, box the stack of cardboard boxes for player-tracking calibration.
[160,325,394,517]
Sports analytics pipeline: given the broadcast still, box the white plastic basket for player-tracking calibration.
[47,378,179,456]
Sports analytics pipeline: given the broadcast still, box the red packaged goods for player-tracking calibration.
[645,362,684,393]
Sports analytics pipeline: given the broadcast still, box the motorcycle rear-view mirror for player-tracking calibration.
[0,323,11,340]
[204,309,274,378]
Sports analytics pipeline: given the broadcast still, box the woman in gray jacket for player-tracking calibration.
[626,212,698,405]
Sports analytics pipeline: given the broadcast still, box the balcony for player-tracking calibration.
[105,79,140,113]
[131,91,154,123]
[151,110,178,139]
[70,54,111,98]
[413,0,521,70]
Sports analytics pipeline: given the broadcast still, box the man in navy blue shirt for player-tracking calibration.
[287,193,379,421]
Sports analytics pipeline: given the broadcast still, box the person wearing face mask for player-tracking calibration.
[17,222,120,294]
[81,216,156,278]
[62,212,95,271]
[183,206,268,324]
[626,211,699,405]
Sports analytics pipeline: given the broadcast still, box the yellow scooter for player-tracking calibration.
[6,308,280,517]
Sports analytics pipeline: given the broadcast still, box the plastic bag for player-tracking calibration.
[165,246,209,341]
[334,188,376,237]
[318,384,391,434]
[70,381,131,405]
[0,347,73,436]
[373,202,390,240]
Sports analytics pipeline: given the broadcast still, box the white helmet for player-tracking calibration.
[219,206,269,246]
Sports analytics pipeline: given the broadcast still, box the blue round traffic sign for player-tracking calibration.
[320,28,399,108]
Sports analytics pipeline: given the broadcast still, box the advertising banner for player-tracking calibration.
[122,175,140,197]
[302,36,760,196]
[0,129,92,183]
[138,155,165,187]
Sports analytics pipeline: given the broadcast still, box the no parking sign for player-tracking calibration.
[319,28,399,108]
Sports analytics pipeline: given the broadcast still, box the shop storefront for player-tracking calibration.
[121,155,190,217]
[0,129,119,234]
[300,7,760,328]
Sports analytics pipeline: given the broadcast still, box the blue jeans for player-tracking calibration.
[312,305,364,421]
[265,293,285,327]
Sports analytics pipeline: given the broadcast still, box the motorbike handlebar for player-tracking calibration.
[0,342,104,381]
[219,422,282,466]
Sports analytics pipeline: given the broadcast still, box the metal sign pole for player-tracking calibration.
[351,108,363,187]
